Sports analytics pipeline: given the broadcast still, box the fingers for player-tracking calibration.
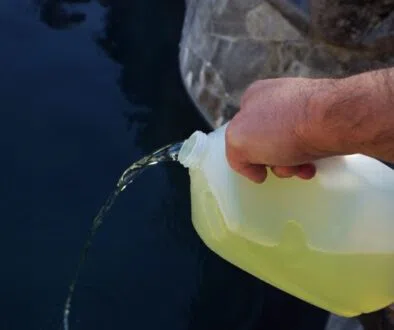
[296,163,316,179]
[225,113,316,183]
[270,166,299,178]
[271,164,316,180]
[228,158,315,183]
[237,163,268,183]
[230,163,315,184]
[225,121,316,183]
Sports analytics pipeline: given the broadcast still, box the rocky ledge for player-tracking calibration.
[179,0,394,128]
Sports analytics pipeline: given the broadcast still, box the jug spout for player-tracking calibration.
[178,130,208,169]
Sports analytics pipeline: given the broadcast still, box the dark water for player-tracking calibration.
[0,1,328,329]
[63,142,182,330]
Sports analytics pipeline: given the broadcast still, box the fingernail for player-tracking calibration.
[297,164,316,180]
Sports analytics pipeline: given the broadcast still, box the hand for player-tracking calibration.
[225,77,335,183]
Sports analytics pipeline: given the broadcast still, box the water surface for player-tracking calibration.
[0,1,328,329]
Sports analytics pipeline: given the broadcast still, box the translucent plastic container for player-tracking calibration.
[178,124,394,317]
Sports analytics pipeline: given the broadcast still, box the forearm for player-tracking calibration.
[305,68,394,162]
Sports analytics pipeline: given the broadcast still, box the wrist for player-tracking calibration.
[294,77,355,158]
[299,73,388,158]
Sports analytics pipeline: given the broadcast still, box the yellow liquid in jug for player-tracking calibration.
[189,169,394,317]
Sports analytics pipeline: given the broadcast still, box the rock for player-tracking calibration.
[179,0,394,128]
[325,315,363,330]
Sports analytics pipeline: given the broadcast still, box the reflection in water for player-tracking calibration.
[35,0,90,29]
[32,0,329,329]
[35,0,209,148]
[95,1,210,150]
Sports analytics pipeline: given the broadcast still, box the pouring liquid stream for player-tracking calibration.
[62,142,183,330]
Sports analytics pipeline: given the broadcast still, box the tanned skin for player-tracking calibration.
[225,68,394,183]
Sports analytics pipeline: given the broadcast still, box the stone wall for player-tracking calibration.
[179,0,394,128]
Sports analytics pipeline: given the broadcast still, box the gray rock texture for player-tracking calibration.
[325,315,362,330]
[179,0,394,128]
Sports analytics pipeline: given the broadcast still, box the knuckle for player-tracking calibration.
[240,80,265,109]
[240,78,285,110]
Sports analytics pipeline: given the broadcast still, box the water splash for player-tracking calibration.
[62,142,183,330]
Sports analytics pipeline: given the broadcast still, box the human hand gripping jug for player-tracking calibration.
[177,123,394,317]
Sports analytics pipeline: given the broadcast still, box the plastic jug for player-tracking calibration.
[178,123,394,317]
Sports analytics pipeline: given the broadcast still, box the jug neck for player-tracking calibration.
[178,130,208,169]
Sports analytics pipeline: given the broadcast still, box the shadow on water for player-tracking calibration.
[1,0,328,329]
